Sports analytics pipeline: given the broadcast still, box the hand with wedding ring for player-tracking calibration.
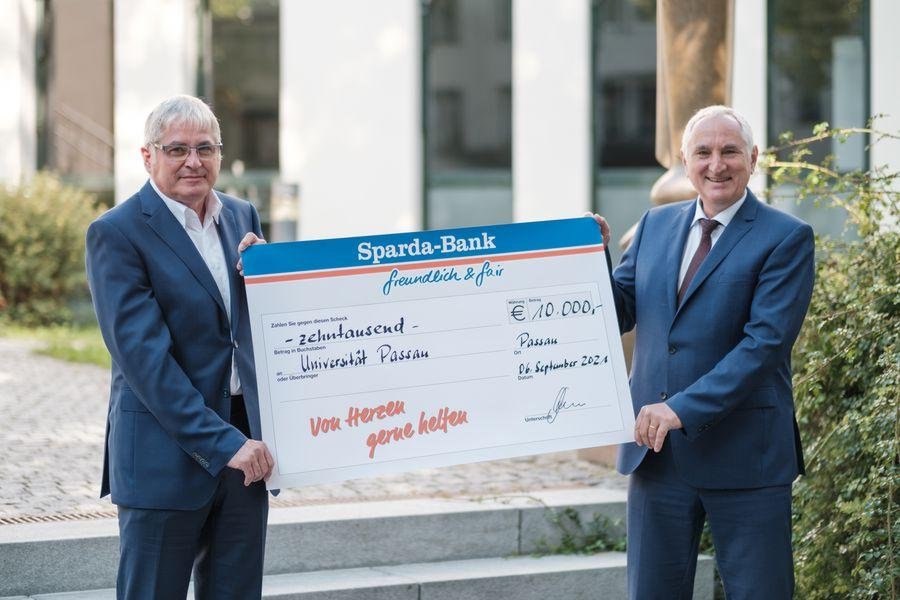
[634,402,683,452]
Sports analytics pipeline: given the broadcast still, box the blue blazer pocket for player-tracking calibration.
[119,386,149,413]
[736,386,777,410]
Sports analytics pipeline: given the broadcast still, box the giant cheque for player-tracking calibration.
[242,217,635,489]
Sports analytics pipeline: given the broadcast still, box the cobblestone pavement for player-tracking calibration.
[0,337,626,523]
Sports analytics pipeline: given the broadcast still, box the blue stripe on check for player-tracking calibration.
[242,217,602,277]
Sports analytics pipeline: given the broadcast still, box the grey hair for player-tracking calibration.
[680,105,755,157]
[143,95,221,146]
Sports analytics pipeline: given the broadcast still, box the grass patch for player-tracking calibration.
[0,324,110,368]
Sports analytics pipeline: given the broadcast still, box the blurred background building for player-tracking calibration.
[2,0,897,261]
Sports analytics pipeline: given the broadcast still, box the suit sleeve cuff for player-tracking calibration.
[666,396,703,442]
[198,427,247,477]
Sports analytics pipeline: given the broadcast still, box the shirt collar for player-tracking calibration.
[691,189,747,228]
[149,178,222,230]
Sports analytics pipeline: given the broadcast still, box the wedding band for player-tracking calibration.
[649,425,658,430]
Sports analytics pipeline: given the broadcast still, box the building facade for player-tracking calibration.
[3,0,898,257]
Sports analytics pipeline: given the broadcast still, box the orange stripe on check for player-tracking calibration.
[245,244,604,285]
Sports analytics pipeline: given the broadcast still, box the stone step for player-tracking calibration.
[0,488,626,597]
[0,553,716,600]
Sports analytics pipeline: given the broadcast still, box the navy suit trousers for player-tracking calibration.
[627,445,793,600]
[117,468,268,600]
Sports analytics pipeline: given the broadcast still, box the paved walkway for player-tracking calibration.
[0,337,626,524]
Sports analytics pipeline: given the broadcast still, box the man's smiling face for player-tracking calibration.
[141,122,221,211]
[682,114,758,216]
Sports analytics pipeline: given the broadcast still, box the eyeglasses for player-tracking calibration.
[151,142,223,161]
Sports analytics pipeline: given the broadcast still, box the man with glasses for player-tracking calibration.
[86,95,273,599]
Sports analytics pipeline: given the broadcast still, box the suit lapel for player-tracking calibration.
[140,182,228,316]
[217,202,241,337]
[666,202,696,317]
[676,191,759,312]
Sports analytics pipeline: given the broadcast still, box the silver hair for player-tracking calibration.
[680,105,755,157]
[143,95,221,146]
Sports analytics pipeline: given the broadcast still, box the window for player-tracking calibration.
[769,0,868,170]
[594,0,657,169]
[430,0,459,45]
[424,0,512,229]
[208,0,280,235]
[768,0,868,237]
[598,77,656,167]
[432,89,463,158]
[495,0,511,41]
[592,0,660,261]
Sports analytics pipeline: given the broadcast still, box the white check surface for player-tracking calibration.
[244,220,634,489]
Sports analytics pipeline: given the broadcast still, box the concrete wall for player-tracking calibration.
[513,0,591,222]
[0,0,37,186]
[114,0,198,202]
[871,0,900,179]
[280,0,421,239]
[731,0,766,194]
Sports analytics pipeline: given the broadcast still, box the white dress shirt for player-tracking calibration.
[677,191,747,289]
[150,179,242,395]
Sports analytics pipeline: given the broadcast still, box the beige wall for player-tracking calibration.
[46,0,114,177]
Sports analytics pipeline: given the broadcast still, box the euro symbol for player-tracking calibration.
[510,305,526,321]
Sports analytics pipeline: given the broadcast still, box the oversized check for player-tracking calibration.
[242,218,635,489]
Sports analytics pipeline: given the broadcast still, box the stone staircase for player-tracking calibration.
[0,488,713,599]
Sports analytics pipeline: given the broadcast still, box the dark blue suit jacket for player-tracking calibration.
[86,181,264,510]
[612,190,814,489]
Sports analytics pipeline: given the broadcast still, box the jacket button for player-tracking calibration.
[660,392,668,400]
[668,345,676,354]
[223,389,229,398]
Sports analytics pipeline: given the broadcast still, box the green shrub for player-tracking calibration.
[765,124,899,599]
[0,172,103,326]
[533,507,626,555]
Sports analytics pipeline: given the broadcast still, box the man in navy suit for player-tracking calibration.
[595,105,814,599]
[86,95,274,599]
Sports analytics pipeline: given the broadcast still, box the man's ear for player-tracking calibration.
[140,146,152,174]
[750,145,759,172]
